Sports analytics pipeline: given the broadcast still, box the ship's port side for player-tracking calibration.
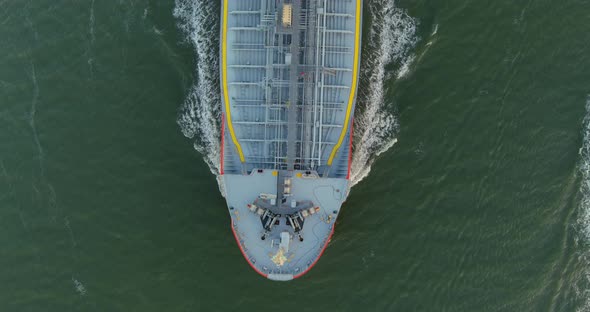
[220,0,362,280]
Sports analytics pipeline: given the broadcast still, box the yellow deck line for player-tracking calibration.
[327,0,361,166]
[222,0,245,162]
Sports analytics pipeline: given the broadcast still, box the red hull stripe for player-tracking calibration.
[230,223,268,278]
[293,225,336,279]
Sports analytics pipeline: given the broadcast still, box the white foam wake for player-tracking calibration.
[349,0,418,186]
[174,0,221,175]
[576,96,590,311]
[174,0,418,190]
[580,96,590,242]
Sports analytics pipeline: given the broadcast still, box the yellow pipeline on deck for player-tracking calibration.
[327,0,362,166]
[222,0,245,162]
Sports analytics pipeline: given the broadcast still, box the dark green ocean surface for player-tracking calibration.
[1,0,590,311]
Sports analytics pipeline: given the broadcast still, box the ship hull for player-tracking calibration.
[219,0,362,280]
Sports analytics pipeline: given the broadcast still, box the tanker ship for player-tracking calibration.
[220,0,362,281]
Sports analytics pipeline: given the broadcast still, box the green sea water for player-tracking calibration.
[1,0,590,311]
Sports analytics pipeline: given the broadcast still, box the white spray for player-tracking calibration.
[580,96,590,241]
[575,96,590,312]
[174,0,222,175]
[350,0,418,186]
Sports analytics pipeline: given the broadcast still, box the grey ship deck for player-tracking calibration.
[220,0,362,280]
